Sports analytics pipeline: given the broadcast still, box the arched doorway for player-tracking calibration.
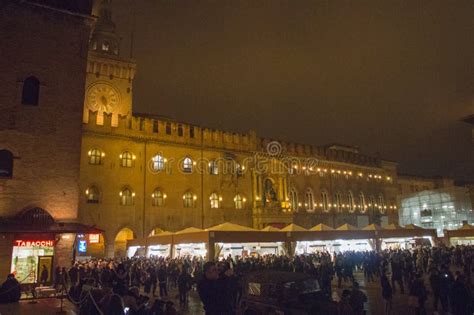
[114,228,134,257]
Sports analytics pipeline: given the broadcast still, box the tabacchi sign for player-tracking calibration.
[14,240,55,247]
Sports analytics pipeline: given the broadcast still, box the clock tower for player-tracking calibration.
[83,0,136,126]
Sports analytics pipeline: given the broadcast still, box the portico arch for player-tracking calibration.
[114,227,135,257]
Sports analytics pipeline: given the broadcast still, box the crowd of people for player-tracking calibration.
[2,245,474,314]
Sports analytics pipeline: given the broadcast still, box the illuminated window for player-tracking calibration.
[120,151,133,168]
[151,154,165,171]
[88,148,103,165]
[378,194,385,214]
[152,189,165,207]
[22,76,40,106]
[235,162,244,176]
[210,193,219,209]
[321,190,329,212]
[183,191,194,208]
[369,195,376,210]
[305,188,315,211]
[209,160,219,175]
[120,188,134,206]
[234,194,244,209]
[0,150,14,178]
[102,41,110,52]
[348,191,355,213]
[359,192,367,213]
[334,192,342,212]
[289,187,298,211]
[183,157,193,173]
[86,186,100,204]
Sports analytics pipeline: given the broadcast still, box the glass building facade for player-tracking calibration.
[398,186,474,236]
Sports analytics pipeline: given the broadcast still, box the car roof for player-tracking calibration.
[243,271,314,284]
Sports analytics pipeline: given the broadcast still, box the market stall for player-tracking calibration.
[445,223,474,245]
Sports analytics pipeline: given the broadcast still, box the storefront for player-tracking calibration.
[11,237,55,284]
[147,244,171,257]
[0,208,103,284]
[217,242,285,257]
[295,239,373,254]
[174,243,207,257]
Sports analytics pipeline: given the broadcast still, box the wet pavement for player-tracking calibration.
[0,270,440,314]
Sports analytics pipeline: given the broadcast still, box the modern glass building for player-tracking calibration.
[398,186,474,236]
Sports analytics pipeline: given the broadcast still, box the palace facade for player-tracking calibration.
[79,2,399,257]
[0,0,400,265]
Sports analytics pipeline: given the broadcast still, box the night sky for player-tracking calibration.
[109,0,473,180]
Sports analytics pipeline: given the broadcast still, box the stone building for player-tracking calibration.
[79,2,399,257]
[0,0,400,264]
[0,1,95,281]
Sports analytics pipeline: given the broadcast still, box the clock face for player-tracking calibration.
[86,83,121,114]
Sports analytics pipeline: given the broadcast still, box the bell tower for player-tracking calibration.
[83,0,136,126]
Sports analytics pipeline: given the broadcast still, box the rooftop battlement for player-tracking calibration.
[84,110,385,168]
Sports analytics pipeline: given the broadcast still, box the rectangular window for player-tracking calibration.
[189,126,195,138]
[166,122,172,135]
[178,124,183,137]
[152,120,159,133]
[139,118,145,131]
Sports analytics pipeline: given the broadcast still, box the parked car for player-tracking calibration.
[237,271,337,315]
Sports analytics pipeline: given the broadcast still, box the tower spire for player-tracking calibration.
[90,0,121,56]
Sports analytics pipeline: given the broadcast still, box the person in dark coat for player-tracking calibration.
[349,281,367,315]
[409,273,427,315]
[40,265,49,285]
[0,274,21,303]
[451,273,471,315]
[429,267,443,313]
[177,267,191,307]
[197,261,234,315]
[157,265,168,298]
[381,269,392,315]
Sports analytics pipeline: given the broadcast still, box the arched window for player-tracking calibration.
[289,187,298,211]
[182,157,193,173]
[86,186,100,204]
[321,190,329,212]
[151,154,165,171]
[22,76,40,106]
[210,193,220,209]
[334,192,342,212]
[209,160,219,175]
[359,192,367,213]
[183,191,195,208]
[0,150,14,178]
[368,195,376,211]
[378,194,385,214]
[347,191,355,213]
[235,162,244,176]
[120,188,134,206]
[234,194,245,209]
[120,151,133,168]
[152,189,165,207]
[88,148,103,165]
[305,188,315,211]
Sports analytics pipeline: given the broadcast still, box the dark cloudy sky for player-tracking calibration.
[108,0,473,180]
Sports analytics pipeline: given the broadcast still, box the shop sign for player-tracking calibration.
[89,234,100,244]
[14,240,55,247]
[78,240,87,253]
